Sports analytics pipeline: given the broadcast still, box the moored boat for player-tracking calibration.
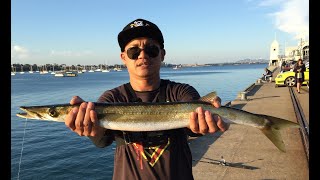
[54,71,78,77]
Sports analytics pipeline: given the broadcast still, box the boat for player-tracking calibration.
[11,65,16,75]
[54,72,64,77]
[51,65,56,74]
[113,65,122,71]
[54,71,78,77]
[65,71,78,77]
[29,65,34,73]
[35,65,40,73]
[40,65,49,74]
[81,65,87,73]
[173,65,182,70]
[102,64,110,72]
[102,61,111,72]
[76,66,83,73]
[20,65,25,74]
[102,69,110,72]
[88,66,95,72]
[95,64,104,72]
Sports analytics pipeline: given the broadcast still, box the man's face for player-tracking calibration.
[121,37,165,79]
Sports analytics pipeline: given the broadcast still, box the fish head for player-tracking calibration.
[16,104,74,122]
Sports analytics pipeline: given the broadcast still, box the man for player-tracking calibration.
[65,18,228,180]
[263,68,272,81]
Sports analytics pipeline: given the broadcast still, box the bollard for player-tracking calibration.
[256,78,262,84]
[239,91,247,101]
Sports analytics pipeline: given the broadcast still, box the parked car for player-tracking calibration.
[275,67,309,87]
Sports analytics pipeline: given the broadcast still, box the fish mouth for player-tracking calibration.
[16,107,31,119]
[16,112,31,119]
[16,107,42,119]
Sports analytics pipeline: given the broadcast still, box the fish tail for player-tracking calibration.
[261,115,300,152]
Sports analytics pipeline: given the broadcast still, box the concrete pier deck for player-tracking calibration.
[190,66,309,180]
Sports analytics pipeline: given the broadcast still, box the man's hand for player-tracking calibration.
[189,96,229,134]
[65,96,105,137]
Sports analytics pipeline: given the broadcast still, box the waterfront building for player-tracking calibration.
[269,39,280,66]
[284,39,309,62]
[269,37,309,67]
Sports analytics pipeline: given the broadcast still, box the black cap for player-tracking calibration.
[117,18,164,52]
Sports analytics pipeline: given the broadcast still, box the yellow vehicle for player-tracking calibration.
[275,68,309,87]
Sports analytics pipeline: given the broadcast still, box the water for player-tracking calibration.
[11,63,267,179]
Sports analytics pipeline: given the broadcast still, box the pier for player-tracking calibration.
[190,66,309,180]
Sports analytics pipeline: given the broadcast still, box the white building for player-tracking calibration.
[284,39,309,62]
[269,39,280,66]
[269,38,309,66]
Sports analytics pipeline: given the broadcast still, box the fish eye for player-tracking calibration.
[48,108,58,117]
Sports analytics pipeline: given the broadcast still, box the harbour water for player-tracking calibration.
[11,63,267,179]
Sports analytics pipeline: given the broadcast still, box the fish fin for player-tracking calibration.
[261,127,286,152]
[261,115,300,152]
[265,115,300,129]
[199,91,217,102]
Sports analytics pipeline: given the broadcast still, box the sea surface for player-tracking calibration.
[11,63,267,180]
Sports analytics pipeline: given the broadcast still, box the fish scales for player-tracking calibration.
[16,92,300,152]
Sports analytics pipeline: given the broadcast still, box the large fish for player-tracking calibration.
[16,92,300,152]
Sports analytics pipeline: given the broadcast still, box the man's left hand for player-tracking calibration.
[188,96,229,134]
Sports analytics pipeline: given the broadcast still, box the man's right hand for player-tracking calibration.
[65,96,105,137]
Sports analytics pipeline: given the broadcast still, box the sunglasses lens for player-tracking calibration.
[126,45,160,60]
[127,47,141,59]
[145,45,160,58]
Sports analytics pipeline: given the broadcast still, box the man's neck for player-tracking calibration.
[129,78,161,92]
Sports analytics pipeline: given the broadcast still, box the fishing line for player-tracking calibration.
[17,118,28,180]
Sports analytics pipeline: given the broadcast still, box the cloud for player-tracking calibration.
[11,44,96,64]
[259,0,309,40]
[50,50,94,57]
[11,45,30,60]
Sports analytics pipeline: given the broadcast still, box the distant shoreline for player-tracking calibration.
[12,62,268,72]
[179,62,268,67]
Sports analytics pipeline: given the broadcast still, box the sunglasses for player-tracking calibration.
[126,45,160,60]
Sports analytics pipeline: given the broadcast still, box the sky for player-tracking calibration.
[11,0,309,66]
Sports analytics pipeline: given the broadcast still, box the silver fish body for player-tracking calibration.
[16,92,300,152]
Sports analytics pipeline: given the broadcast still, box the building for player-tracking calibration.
[269,39,280,66]
[284,39,309,62]
[269,38,309,66]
